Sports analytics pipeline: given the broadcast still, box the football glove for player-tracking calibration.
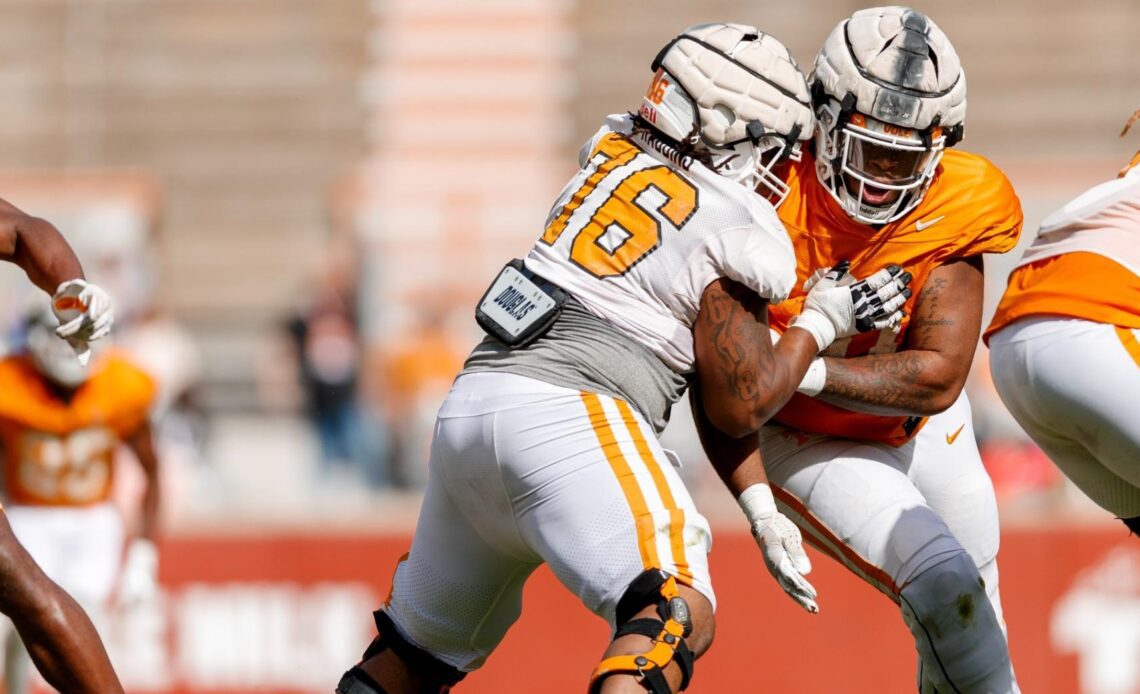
[738,483,819,614]
[790,260,911,351]
[52,279,114,365]
[117,538,159,606]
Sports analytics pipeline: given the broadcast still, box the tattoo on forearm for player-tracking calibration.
[704,285,774,403]
[908,277,956,344]
[823,351,931,414]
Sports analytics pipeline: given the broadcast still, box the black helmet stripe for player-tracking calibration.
[841,18,960,99]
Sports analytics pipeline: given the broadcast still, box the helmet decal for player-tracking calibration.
[638,23,815,206]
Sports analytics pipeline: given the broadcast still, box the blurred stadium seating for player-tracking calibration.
[0,0,1135,692]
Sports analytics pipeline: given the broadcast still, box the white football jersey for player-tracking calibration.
[525,114,796,373]
[1017,164,1140,277]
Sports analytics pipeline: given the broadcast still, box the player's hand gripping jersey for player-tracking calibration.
[0,352,156,506]
[525,113,797,373]
[770,150,1023,445]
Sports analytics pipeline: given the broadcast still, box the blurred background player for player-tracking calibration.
[338,23,909,694]
[986,109,1140,535]
[0,306,158,694]
[757,7,1023,692]
[0,196,121,691]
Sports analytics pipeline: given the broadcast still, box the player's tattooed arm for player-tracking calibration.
[0,512,124,693]
[693,278,817,437]
[813,256,984,416]
[0,198,85,295]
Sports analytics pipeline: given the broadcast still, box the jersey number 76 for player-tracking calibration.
[541,133,698,278]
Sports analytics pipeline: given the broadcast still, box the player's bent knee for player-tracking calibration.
[671,584,713,659]
[340,609,466,694]
[899,552,1016,693]
[589,569,705,694]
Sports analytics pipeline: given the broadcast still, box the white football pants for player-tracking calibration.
[6,502,123,605]
[760,392,1017,692]
[4,502,122,694]
[989,317,1140,518]
[383,372,714,671]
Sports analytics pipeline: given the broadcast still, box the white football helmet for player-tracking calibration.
[25,305,90,388]
[811,6,966,224]
[637,23,814,206]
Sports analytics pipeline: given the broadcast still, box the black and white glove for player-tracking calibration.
[850,263,912,333]
[790,260,912,351]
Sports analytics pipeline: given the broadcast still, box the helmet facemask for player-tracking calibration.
[25,310,90,389]
[706,124,803,208]
[816,101,944,224]
[810,7,967,226]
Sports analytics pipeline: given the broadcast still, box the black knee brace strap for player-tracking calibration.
[336,667,389,694]
[363,610,467,690]
[588,569,695,694]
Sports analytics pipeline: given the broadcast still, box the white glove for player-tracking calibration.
[118,538,159,606]
[52,279,114,365]
[738,483,819,613]
[790,261,911,351]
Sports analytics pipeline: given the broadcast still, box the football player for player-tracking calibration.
[337,24,910,694]
[0,307,160,694]
[744,7,1023,692]
[0,197,122,692]
[985,109,1140,535]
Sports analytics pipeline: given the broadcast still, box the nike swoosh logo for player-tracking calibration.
[946,424,965,445]
[916,215,946,231]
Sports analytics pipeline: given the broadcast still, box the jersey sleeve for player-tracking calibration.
[577,115,633,167]
[102,356,158,435]
[0,359,30,424]
[950,157,1024,258]
[704,219,797,303]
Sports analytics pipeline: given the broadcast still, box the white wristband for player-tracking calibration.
[788,309,834,352]
[737,483,777,522]
[797,357,827,397]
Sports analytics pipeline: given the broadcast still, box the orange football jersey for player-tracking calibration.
[0,351,156,506]
[985,252,1140,341]
[770,150,1023,446]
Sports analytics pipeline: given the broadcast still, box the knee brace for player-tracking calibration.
[1124,516,1140,536]
[588,569,695,694]
[336,667,388,694]
[351,609,466,693]
[899,552,1017,694]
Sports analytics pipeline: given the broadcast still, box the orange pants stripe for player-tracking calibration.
[772,483,901,598]
[615,399,694,585]
[1115,326,1140,367]
[581,392,659,570]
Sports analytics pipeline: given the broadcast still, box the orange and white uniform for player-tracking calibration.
[755,151,1022,646]
[380,114,798,671]
[986,160,1140,518]
[0,351,156,605]
[770,150,1023,445]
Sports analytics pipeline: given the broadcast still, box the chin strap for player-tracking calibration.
[588,571,695,694]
